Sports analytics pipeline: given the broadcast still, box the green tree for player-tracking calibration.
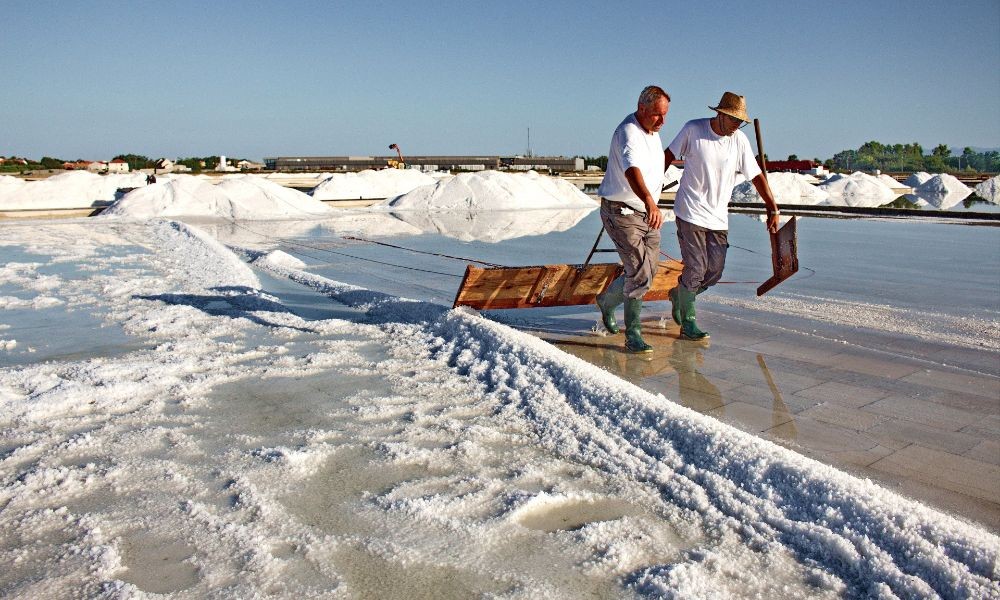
[787,154,798,161]
[39,156,65,169]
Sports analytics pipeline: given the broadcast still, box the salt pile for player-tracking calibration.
[311,169,438,200]
[382,170,595,210]
[100,174,333,220]
[732,172,829,205]
[911,173,972,209]
[0,175,26,192]
[904,171,934,187]
[0,171,148,210]
[389,207,599,243]
[974,174,1000,204]
[878,174,905,190]
[816,172,897,207]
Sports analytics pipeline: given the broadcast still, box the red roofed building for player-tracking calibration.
[765,159,828,176]
[107,158,130,173]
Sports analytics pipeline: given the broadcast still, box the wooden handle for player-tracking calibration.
[754,118,767,174]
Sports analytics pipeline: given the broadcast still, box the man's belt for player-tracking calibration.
[601,198,643,212]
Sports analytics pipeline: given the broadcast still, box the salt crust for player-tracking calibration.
[0,220,996,598]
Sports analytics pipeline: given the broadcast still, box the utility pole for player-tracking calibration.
[526,127,532,157]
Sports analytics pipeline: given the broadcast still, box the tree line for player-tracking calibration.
[0,154,250,173]
[828,142,999,173]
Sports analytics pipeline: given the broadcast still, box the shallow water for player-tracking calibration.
[225,209,1000,328]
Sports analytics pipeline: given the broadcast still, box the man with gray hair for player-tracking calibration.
[594,85,671,353]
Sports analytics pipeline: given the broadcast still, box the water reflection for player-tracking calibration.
[668,338,724,413]
[756,354,795,434]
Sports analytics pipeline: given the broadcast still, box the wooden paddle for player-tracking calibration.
[754,118,799,296]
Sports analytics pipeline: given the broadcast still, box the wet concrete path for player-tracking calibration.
[541,303,1000,531]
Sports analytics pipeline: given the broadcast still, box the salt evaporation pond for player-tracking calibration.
[1,183,998,596]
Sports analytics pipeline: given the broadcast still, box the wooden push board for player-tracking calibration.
[453,259,683,310]
[757,216,799,296]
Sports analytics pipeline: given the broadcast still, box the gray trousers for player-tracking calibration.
[676,217,729,292]
[600,200,660,299]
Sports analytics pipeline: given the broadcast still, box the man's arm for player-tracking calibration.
[624,167,663,229]
[664,148,676,172]
[751,173,780,233]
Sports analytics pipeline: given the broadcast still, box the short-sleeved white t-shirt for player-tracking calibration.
[597,113,664,213]
[667,118,761,230]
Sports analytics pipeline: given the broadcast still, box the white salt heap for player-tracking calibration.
[311,168,438,200]
[817,172,896,207]
[382,170,595,210]
[974,174,1000,204]
[904,171,934,187]
[389,207,599,243]
[0,175,26,192]
[878,174,905,190]
[732,172,829,205]
[0,171,148,210]
[100,174,333,220]
[911,173,972,209]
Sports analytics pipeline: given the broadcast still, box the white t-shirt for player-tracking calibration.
[597,113,665,213]
[667,118,762,230]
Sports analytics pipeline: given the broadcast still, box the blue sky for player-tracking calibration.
[2,0,998,162]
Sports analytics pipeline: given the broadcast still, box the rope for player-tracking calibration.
[226,220,464,279]
[342,235,503,267]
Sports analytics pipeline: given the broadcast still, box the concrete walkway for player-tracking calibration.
[541,304,1000,532]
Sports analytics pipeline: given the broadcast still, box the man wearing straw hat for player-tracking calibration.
[594,85,671,354]
[663,92,780,340]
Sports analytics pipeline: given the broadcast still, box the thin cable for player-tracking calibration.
[342,235,503,267]
[226,220,463,279]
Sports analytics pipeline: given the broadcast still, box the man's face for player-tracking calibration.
[636,97,670,133]
[717,112,745,136]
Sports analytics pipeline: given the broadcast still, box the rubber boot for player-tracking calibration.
[624,297,653,353]
[677,286,710,340]
[595,275,625,334]
[669,285,708,326]
[668,286,681,325]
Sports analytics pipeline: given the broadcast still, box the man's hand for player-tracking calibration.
[766,211,779,234]
[645,199,663,229]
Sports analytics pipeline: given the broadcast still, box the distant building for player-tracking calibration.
[215,155,238,172]
[236,159,264,171]
[107,159,130,173]
[263,155,585,173]
[766,159,828,177]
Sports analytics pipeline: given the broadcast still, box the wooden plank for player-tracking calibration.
[453,259,683,310]
[757,216,799,296]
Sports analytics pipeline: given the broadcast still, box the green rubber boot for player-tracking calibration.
[669,285,708,326]
[624,297,653,353]
[595,275,625,334]
[677,286,710,340]
[668,286,681,325]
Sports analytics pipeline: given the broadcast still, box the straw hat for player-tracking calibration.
[710,92,750,123]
